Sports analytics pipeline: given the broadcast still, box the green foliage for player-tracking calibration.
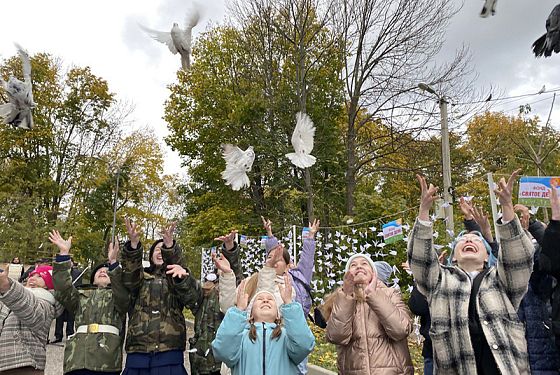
[0,52,177,266]
[164,16,346,268]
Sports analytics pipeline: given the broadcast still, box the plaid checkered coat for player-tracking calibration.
[408,216,534,375]
[0,280,62,372]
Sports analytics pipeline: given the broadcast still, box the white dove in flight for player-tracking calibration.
[140,7,201,71]
[286,112,317,169]
[221,144,255,191]
[480,0,497,18]
[0,43,36,129]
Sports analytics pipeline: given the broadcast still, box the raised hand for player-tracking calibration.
[308,219,320,238]
[161,222,177,248]
[494,169,520,222]
[236,279,249,311]
[342,271,355,296]
[437,249,448,265]
[364,273,378,295]
[261,216,273,237]
[212,251,232,274]
[166,264,188,279]
[214,230,238,251]
[108,239,120,265]
[550,181,560,221]
[401,261,411,272]
[471,205,493,242]
[514,204,531,230]
[278,274,293,304]
[49,230,72,255]
[416,174,439,221]
[125,218,141,249]
[459,197,474,220]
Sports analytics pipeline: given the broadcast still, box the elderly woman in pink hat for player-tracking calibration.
[0,263,62,374]
[325,253,414,375]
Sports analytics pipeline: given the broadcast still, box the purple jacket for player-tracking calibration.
[266,236,315,315]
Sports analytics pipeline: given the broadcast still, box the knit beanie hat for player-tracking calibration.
[246,290,281,320]
[344,253,377,274]
[373,261,392,285]
[29,265,54,290]
[90,263,109,285]
[447,230,497,267]
[265,237,291,265]
[265,236,280,253]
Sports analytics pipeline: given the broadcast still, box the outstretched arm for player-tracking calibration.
[121,218,145,291]
[50,230,80,314]
[407,174,442,298]
[494,170,534,309]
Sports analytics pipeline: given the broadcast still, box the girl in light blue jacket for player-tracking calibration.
[212,275,315,375]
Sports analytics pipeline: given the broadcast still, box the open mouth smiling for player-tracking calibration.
[462,244,478,254]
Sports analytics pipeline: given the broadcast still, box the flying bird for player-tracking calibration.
[140,7,201,70]
[480,0,497,18]
[286,112,317,169]
[0,44,35,129]
[533,4,560,58]
[221,144,255,191]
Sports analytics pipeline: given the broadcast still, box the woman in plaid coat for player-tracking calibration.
[408,171,534,375]
[0,265,63,374]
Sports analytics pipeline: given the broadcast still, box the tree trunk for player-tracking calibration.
[345,99,358,216]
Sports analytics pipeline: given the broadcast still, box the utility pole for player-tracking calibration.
[419,83,454,238]
[439,98,454,235]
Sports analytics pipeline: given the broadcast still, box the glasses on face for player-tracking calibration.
[457,235,484,243]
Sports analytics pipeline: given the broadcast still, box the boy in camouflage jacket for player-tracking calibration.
[122,220,200,375]
[50,230,129,375]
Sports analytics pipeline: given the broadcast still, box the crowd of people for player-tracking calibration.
[0,170,559,374]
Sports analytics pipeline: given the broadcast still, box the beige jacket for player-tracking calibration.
[326,283,414,375]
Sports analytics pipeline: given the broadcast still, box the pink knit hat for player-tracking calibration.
[29,266,54,290]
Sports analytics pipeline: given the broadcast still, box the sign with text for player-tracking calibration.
[518,176,560,207]
[382,219,404,244]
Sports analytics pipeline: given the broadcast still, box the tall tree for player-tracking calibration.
[333,0,474,216]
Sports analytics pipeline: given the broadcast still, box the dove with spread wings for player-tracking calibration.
[285,112,317,169]
[140,6,201,71]
[533,4,560,58]
[221,144,255,191]
[0,44,36,129]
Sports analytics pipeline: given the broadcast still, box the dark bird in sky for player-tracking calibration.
[533,4,560,58]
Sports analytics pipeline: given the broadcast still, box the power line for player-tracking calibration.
[453,87,560,106]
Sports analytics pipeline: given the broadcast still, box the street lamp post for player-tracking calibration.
[111,167,122,244]
[418,83,454,237]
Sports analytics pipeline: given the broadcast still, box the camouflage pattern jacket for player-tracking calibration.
[122,240,200,353]
[53,258,129,374]
[189,243,242,375]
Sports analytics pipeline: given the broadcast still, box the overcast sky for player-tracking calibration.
[1,0,558,175]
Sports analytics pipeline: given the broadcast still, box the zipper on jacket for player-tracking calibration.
[262,322,267,375]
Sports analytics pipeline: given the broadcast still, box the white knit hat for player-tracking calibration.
[246,290,281,319]
[344,253,377,275]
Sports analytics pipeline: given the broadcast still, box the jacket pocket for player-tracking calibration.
[502,318,527,359]
[430,330,456,371]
